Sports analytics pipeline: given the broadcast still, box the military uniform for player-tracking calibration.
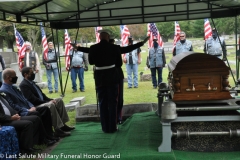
[89,39,122,133]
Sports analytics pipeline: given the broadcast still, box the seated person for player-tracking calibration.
[0,94,55,153]
[0,68,57,140]
[19,67,75,137]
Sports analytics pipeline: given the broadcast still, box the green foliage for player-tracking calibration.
[156,22,174,41]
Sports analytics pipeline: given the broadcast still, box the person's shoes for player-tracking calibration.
[60,124,75,132]
[134,86,138,88]
[80,89,85,92]
[49,91,53,94]
[153,86,157,89]
[44,139,56,146]
[128,87,132,89]
[54,128,71,137]
[24,147,42,153]
[47,135,60,141]
[55,90,58,93]
[72,90,77,93]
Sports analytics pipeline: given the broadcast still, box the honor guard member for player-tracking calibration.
[72,37,149,125]
[204,28,227,60]
[43,42,59,93]
[123,37,142,88]
[21,41,40,73]
[147,39,166,89]
[89,29,122,133]
[173,31,193,56]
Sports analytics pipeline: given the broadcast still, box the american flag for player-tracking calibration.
[204,18,212,40]
[95,26,102,43]
[173,21,181,51]
[147,23,163,48]
[14,26,26,69]
[65,29,73,69]
[120,25,130,46]
[40,23,48,61]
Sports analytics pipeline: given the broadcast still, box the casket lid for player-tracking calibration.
[168,52,229,73]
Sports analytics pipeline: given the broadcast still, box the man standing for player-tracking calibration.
[19,41,40,73]
[123,37,141,88]
[173,31,193,56]
[204,28,227,60]
[68,44,88,93]
[147,39,166,89]
[20,67,74,137]
[89,29,121,133]
[43,42,59,93]
[72,37,149,125]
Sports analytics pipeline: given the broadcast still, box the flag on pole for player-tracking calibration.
[95,26,102,43]
[147,23,163,48]
[14,25,26,69]
[204,18,212,40]
[173,21,181,51]
[120,25,130,46]
[65,29,73,70]
[40,23,48,61]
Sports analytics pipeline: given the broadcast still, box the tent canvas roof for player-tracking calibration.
[0,0,240,28]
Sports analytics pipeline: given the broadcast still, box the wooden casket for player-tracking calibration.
[168,52,232,101]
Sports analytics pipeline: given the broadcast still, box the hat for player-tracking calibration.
[97,29,112,35]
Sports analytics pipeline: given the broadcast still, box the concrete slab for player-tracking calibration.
[65,101,79,111]
[70,97,85,106]
[75,103,158,122]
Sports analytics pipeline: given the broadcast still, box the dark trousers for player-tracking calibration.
[97,84,118,133]
[117,79,124,122]
[150,67,163,87]
[27,106,54,136]
[2,115,40,150]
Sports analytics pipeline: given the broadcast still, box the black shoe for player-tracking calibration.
[44,139,56,146]
[80,89,85,92]
[72,90,77,93]
[24,147,42,153]
[54,128,71,137]
[55,90,58,93]
[49,91,53,94]
[47,135,60,141]
[118,121,123,125]
[61,125,75,132]
[134,86,138,88]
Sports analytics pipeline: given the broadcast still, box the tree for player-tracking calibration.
[156,22,174,42]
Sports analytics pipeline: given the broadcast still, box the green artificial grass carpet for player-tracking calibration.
[46,112,240,160]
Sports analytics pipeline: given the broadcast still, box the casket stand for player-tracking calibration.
[157,52,240,152]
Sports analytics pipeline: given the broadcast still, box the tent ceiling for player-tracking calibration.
[0,0,240,29]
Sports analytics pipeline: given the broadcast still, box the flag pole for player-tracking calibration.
[63,28,80,94]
